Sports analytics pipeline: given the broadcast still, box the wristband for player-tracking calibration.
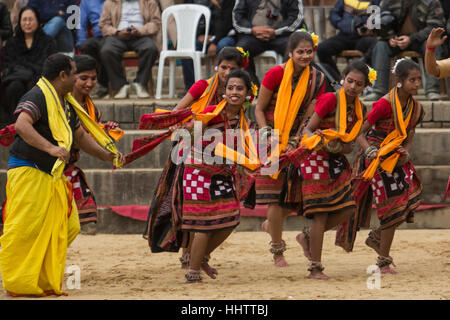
[426,45,436,52]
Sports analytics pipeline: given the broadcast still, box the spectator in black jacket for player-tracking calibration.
[27,0,77,53]
[1,6,57,124]
[317,0,380,79]
[232,0,304,85]
[0,0,13,42]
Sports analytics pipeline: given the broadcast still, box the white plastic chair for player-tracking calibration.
[255,50,283,80]
[155,4,211,99]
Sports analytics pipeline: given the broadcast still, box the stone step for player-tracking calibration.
[1,165,448,209]
[96,206,450,234]
[2,127,448,170]
[92,99,450,129]
[0,168,162,207]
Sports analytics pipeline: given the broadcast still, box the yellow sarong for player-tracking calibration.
[0,167,80,296]
[0,77,121,296]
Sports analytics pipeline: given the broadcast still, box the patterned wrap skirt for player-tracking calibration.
[300,150,355,218]
[354,152,422,230]
[181,160,240,233]
[64,164,97,224]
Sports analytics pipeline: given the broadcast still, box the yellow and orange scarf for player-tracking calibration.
[362,87,415,180]
[301,88,363,150]
[214,106,260,171]
[37,77,123,178]
[84,96,124,141]
[268,58,310,178]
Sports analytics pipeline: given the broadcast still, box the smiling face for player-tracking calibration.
[20,9,39,36]
[74,69,98,97]
[399,68,421,96]
[217,59,240,85]
[290,40,314,69]
[342,70,367,98]
[225,77,249,107]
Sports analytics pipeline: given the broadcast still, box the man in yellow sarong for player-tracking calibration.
[0,53,124,297]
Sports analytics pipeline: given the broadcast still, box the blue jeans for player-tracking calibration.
[371,40,442,95]
[43,16,74,52]
[216,36,236,53]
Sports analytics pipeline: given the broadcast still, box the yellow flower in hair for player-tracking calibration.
[311,33,319,48]
[251,82,258,97]
[236,47,245,55]
[368,67,377,85]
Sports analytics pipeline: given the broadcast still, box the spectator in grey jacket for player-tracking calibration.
[233,0,304,85]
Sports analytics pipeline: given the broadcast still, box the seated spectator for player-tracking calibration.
[364,0,445,101]
[181,0,236,92]
[76,0,109,98]
[1,6,57,124]
[28,0,77,53]
[0,0,13,43]
[317,0,380,80]
[99,0,161,99]
[232,0,304,86]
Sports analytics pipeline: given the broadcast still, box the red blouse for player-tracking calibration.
[261,65,284,91]
[187,79,209,100]
[314,92,337,118]
[367,98,392,125]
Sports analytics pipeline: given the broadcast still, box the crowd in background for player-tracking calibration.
[0,0,449,124]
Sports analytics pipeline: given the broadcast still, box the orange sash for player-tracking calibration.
[301,88,363,150]
[85,96,124,141]
[362,87,414,180]
[269,58,310,179]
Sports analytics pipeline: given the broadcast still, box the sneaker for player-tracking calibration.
[425,92,441,101]
[132,82,150,99]
[362,92,383,101]
[114,84,130,99]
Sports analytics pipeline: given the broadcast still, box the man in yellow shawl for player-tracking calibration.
[0,53,124,297]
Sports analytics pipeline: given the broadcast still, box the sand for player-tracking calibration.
[0,229,449,300]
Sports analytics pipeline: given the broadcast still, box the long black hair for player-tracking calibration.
[225,69,252,92]
[15,6,41,39]
[74,54,98,74]
[217,47,244,68]
[342,60,370,86]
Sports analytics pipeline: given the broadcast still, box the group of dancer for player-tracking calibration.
[0,28,428,296]
[144,30,424,283]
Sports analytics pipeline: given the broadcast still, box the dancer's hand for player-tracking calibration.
[427,27,447,49]
[49,146,70,163]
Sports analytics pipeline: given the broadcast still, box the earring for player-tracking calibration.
[340,80,344,85]
[246,96,251,100]
[397,83,402,88]
[215,66,218,71]
[289,53,292,58]
[222,94,226,99]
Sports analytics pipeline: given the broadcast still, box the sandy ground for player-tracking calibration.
[0,230,449,300]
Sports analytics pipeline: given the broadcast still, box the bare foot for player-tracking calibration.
[261,220,269,233]
[365,237,381,255]
[274,254,289,267]
[201,262,218,279]
[307,271,331,280]
[296,233,312,261]
[380,266,397,274]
